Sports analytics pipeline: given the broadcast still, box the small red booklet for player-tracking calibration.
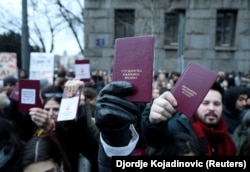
[18,79,43,112]
[75,59,91,82]
[171,61,218,118]
[112,35,154,102]
[57,87,82,121]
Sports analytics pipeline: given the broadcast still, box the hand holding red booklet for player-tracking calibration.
[171,61,218,118]
[75,59,91,82]
[112,35,154,102]
[57,86,82,121]
[18,79,43,112]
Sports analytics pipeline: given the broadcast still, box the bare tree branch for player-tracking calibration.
[0,0,83,55]
[55,0,84,55]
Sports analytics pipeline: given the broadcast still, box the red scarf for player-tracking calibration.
[191,115,237,156]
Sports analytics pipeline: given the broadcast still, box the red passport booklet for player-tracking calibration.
[75,59,91,82]
[57,86,82,121]
[112,35,154,102]
[18,79,43,112]
[171,61,218,118]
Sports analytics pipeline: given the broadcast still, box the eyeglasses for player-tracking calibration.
[44,93,62,98]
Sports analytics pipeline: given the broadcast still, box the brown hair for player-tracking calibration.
[84,87,98,100]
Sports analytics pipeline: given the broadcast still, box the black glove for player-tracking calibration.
[95,81,140,146]
[95,81,140,129]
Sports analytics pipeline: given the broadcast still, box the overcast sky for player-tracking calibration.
[0,0,82,56]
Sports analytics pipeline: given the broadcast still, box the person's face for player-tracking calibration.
[20,70,26,77]
[152,88,160,99]
[44,99,60,120]
[235,94,248,111]
[4,83,15,95]
[88,97,96,105]
[196,90,223,126]
[158,73,166,82]
[23,160,60,172]
[221,80,228,88]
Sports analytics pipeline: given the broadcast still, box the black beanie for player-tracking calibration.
[3,76,17,86]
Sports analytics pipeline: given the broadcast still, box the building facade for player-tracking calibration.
[84,0,250,74]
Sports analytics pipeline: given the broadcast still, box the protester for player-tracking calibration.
[31,79,99,172]
[2,76,18,120]
[40,85,63,101]
[0,117,23,172]
[222,86,248,134]
[27,85,85,170]
[85,75,104,93]
[56,66,67,78]
[152,72,168,90]
[21,133,72,172]
[170,71,180,86]
[2,78,36,142]
[82,87,99,138]
[93,81,204,171]
[245,88,250,109]
[141,82,237,156]
[151,88,160,102]
[58,79,99,172]
[83,87,98,106]
[3,76,17,97]
[94,81,141,172]
[232,110,250,153]
[79,87,99,171]
[29,85,63,136]
[1,82,62,142]
[54,77,68,91]
[18,69,28,79]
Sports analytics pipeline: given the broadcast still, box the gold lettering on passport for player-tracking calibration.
[121,69,142,80]
[181,85,197,97]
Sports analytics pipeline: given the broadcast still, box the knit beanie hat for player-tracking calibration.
[3,76,17,86]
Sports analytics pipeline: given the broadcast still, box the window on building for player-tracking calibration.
[216,10,237,47]
[115,9,135,39]
[164,11,185,45]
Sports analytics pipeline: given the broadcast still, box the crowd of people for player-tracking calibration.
[0,66,250,172]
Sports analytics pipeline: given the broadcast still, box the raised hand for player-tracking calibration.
[149,91,177,124]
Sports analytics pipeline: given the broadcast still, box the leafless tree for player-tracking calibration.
[0,0,84,55]
[137,0,158,34]
[54,0,84,55]
[0,4,22,32]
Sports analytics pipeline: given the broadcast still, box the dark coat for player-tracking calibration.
[3,99,36,142]
[0,150,23,172]
[222,86,248,134]
[141,105,196,149]
[55,104,99,172]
